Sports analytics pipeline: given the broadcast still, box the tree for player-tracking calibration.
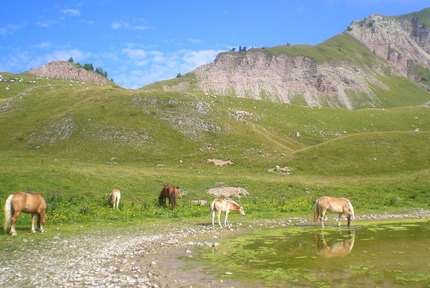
[176,73,182,78]
[68,57,74,63]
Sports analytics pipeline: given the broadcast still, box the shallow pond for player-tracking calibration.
[197,220,430,287]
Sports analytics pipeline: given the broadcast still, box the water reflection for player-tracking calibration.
[315,229,355,258]
[198,220,430,287]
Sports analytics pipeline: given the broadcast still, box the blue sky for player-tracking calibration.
[1,1,429,89]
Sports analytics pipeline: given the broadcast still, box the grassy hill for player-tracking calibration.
[0,71,429,232]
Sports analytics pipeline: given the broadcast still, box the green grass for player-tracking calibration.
[1,54,430,237]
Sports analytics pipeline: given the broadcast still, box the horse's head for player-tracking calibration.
[238,205,245,216]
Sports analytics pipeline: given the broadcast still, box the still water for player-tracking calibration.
[198,220,430,287]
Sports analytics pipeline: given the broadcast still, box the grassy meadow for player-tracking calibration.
[0,70,429,237]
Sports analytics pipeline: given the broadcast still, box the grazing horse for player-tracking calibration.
[211,198,245,228]
[314,196,355,228]
[158,184,179,211]
[4,192,47,236]
[108,189,121,209]
[316,230,355,258]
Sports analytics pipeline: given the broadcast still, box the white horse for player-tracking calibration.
[314,196,355,228]
[210,198,245,228]
[108,189,121,209]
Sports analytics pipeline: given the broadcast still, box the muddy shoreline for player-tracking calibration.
[1,209,429,287]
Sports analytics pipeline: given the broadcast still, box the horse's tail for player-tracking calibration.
[4,194,14,232]
[171,190,177,209]
[313,199,319,223]
[210,199,216,212]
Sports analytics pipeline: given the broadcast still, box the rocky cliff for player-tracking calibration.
[161,8,430,109]
[347,12,430,77]
[28,61,112,85]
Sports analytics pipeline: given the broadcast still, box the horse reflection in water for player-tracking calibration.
[315,230,355,258]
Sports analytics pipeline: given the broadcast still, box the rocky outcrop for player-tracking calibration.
[346,13,430,76]
[190,51,386,109]
[28,61,112,85]
[162,9,430,109]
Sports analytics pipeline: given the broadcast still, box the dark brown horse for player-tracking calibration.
[4,192,47,236]
[158,184,179,211]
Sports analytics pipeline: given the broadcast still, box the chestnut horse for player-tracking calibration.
[211,198,245,228]
[4,192,47,236]
[158,184,179,211]
[108,189,121,209]
[316,230,355,258]
[314,196,355,228]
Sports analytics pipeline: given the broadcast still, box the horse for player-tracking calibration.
[316,230,355,258]
[108,189,121,209]
[4,191,47,236]
[158,184,179,211]
[210,198,245,228]
[314,196,355,228]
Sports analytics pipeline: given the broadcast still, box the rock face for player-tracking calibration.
[347,13,430,76]
[163,9,430,109]
[28,60,112,85]
[191,51,383,109]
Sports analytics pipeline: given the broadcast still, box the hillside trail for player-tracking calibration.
[240,119,304,153]
[292,130,424,154]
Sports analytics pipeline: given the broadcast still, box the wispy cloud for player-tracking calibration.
[111,21,130,29]
[0,22,27,36]
[36,19,60,28]
[33,42,52,49]
[135,25,149,30]
[60,9,81,16]
[188,38,203,44]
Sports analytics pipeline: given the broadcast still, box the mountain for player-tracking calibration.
[28,60,114,86]
[145,8,430,109]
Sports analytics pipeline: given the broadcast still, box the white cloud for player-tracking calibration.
[113,47,222,89]
[61,9,81,16]
[135,25,149,30]
[111,21,130,29]
[188,38,203,44]
[36,19,60,28]
[33,42,52,49]
[0,22,27,36]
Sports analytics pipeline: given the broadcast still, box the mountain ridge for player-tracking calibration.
[147,8,430,109]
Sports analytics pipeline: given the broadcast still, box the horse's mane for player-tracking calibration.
[228,199,241,208]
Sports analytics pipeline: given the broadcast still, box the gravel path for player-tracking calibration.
[1,209,429,288]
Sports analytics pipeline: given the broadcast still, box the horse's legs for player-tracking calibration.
[212,210,215,227]
[224,210,230,227]
[10,211,21,236]
[217,211,223,228]
[320,210,326,228]
[31,213,36,233]
[39,211,45,233]
[338,213,342,227]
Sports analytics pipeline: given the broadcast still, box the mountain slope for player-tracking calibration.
[146,8,430,109]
